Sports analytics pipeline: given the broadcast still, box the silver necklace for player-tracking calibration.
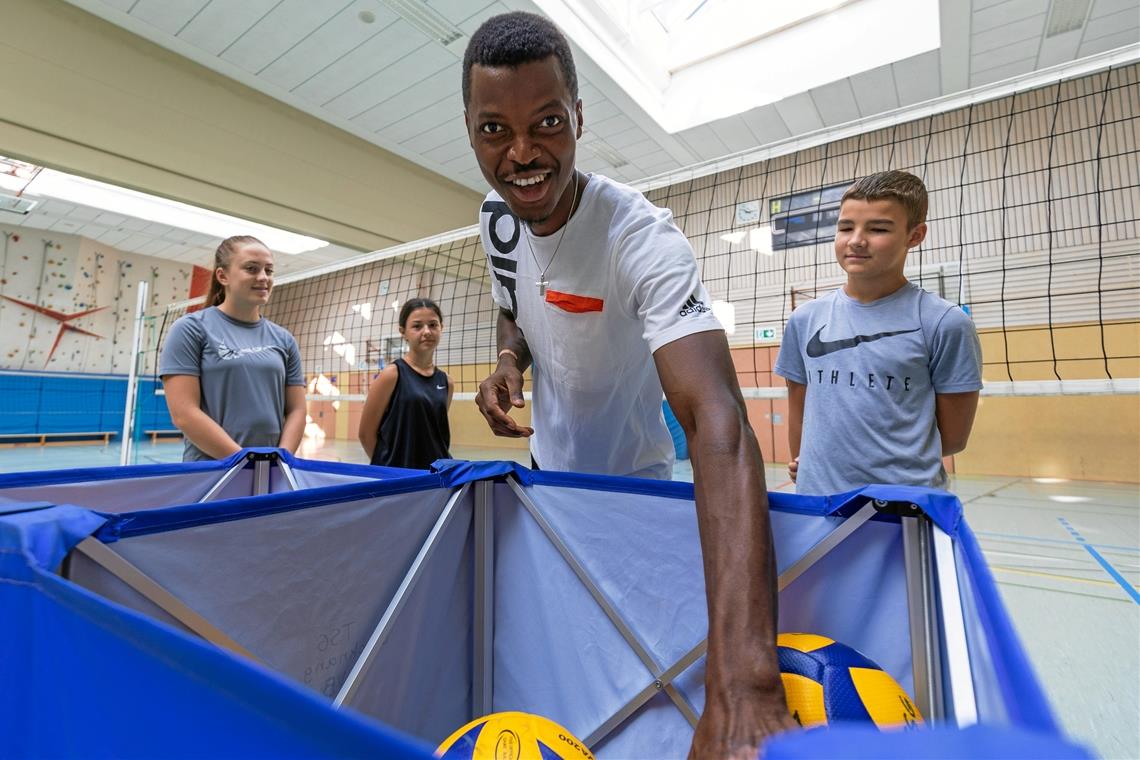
[523,172,579,297]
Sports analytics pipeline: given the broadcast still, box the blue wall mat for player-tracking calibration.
[0,372,173,437]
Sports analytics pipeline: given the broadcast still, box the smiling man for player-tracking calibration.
[463,11,794,759]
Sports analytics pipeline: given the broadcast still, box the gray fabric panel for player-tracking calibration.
[293,471,378,489]
[66,547,195,637]
[110,488,453,692]
[533,486,837,671]
[776,519,913,693]
[211,468,255,501]
[592,690,694,760]
[346,490,474,744]
[0,471,233,512]
[491,487,654,744]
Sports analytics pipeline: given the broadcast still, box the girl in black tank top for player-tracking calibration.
[358,299,452,469]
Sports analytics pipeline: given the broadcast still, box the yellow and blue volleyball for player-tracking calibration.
[436,711,594,760]
[777,632,923,730]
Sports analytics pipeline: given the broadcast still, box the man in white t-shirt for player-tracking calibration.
[463,12,796,759]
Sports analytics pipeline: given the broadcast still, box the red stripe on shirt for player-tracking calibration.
[545,289,604,313]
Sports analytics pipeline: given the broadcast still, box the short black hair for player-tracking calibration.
[462,11,578,107]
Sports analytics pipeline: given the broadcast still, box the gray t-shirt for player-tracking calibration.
[774,282,982,495]
[159,306,304,461]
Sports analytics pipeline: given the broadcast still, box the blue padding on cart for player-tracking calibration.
[764,723,1091,759]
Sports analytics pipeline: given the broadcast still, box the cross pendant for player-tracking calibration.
[536,279,548,296]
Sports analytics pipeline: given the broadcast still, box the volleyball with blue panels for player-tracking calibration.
[778,632,923,730]
[436,711,594,760]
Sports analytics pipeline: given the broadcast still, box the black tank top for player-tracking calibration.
[371,359,451,469]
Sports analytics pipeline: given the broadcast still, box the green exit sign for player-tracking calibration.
[755,326,778,341]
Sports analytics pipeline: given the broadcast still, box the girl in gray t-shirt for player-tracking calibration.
[159,236,305,461]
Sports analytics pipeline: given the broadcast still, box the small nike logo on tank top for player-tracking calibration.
[805,325,920,357]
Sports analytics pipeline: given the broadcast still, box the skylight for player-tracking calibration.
[536,0,940,133]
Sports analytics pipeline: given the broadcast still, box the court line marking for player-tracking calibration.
[975,529,1140,554]
[989,565,1121,588]
[1057,517,1140,605]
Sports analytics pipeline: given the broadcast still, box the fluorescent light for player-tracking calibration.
[8,167,328,255]
[720,230,747,245]
[1033,477,1069,484]
[1048,495,1091,504]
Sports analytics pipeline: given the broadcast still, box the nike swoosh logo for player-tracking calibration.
[806,325,920,357]
[436,385,446,390]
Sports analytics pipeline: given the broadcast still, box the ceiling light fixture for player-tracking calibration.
[379,0,464,46]
[0,164,328,255]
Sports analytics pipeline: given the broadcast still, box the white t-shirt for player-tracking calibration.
[479,173,723,479]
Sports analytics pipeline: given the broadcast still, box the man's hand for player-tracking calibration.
[689,685,798,760]
[475,359,534,438]
[788,457,799,484]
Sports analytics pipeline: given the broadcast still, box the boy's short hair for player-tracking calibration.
[462,12,578,107]
[841,170,928,229]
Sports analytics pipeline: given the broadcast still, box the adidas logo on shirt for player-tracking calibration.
[679,293,710,317]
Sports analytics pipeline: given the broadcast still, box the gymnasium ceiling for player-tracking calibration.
[4,0,1138,273]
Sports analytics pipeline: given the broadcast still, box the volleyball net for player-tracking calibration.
[138,62,1139,442]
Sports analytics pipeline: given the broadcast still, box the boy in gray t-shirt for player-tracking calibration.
[774,171,982,495]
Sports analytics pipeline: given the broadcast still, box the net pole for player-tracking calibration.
[119,280,149,466]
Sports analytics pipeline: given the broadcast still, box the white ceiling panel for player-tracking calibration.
[584,99,621,126]
[676,123,730,159]
[811,79,861,127]
[94,229,133,247]
[973,0,1051,33]
[1091,0,1139,16]
[93,212,129,227]
[738,104,792,145]
[424,136,473,164]
[380,96,464,144]
[973,14,1047,54]
[848,65,900,117]
[401,119,466,154]
[219,0,351,75]
[356,66,460,132]
[1082,6,1140,41]
[65,206,102,222]
[18,213,54,230]
[621,140,670,162]
[290,22,428,105]
[38,200,75,216]
[707,116,761,155]
[51,219,86,234]
[894,50,941,106]
[117,217,153,232]
[177,0,280,56]
[326,41,455,119]
[971,57,1038,87]
[607,127,651,151]
[129,0,209,36]
[973,37,1043,73]
[1080,28,1140,57]
[258,2,400,92]
[774,93,825,136]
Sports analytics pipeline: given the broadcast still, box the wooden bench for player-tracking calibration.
[0,431,116,446]
[145,429,182,444]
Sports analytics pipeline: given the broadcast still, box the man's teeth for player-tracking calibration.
[513,175,547,186]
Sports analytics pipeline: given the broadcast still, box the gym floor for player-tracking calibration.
[1,439,1135,759]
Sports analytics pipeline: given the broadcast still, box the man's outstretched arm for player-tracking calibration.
[654,331,796,759]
